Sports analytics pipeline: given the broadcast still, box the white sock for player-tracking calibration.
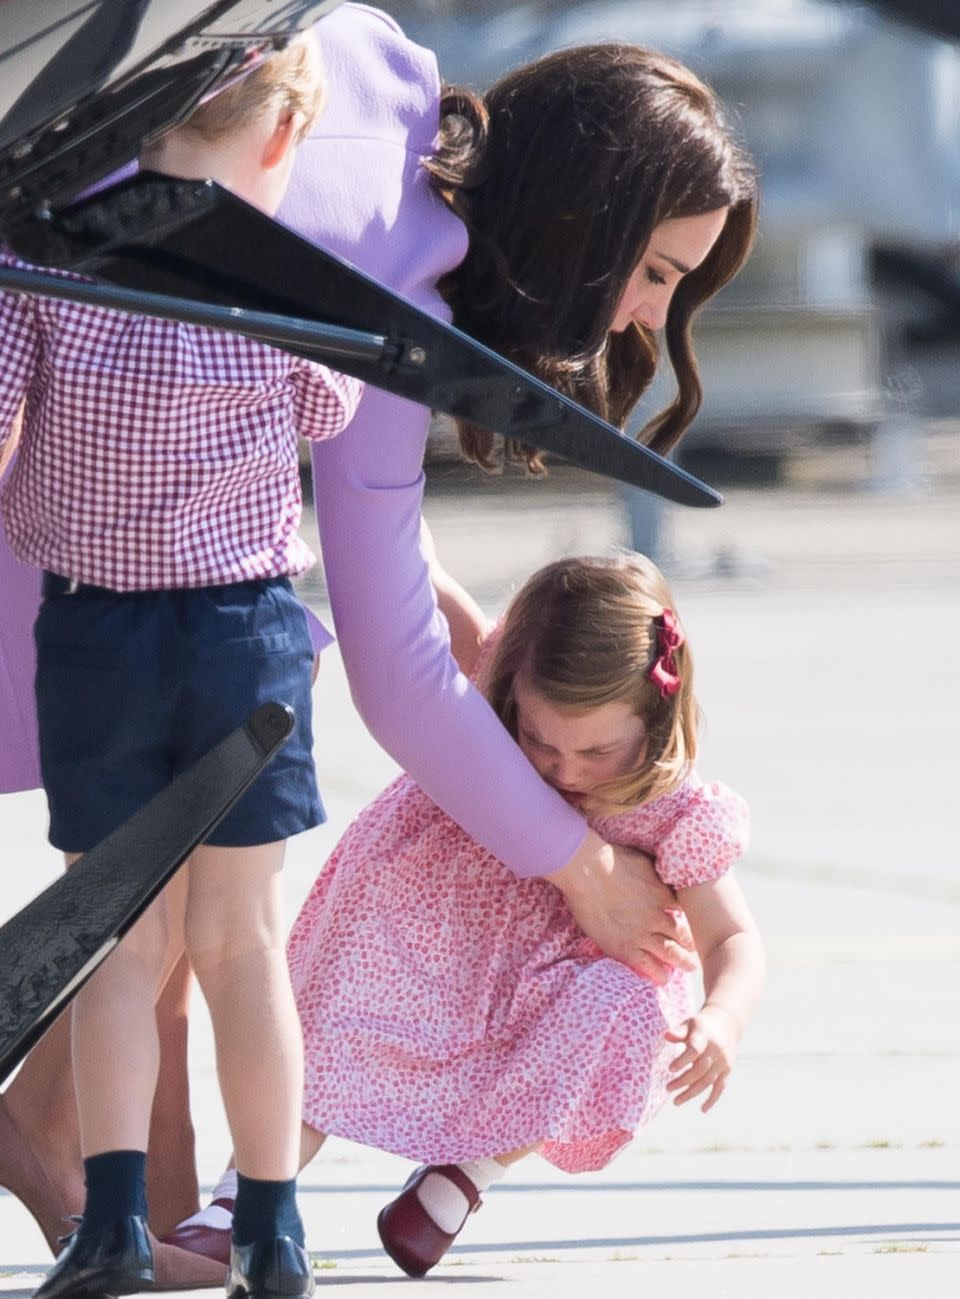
[415,1158,506,1235]
[174,1168,238,1231]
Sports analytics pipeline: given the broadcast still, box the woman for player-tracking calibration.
[0,1,757,1280]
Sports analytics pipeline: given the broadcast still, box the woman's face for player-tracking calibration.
[514,677,647,811]
[611,207,729,334]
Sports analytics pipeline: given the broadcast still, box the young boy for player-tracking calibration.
[0,30,359,1299]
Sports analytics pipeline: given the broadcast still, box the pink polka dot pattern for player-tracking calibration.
[288,771,749,1173]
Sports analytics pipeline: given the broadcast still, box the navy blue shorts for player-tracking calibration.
[34,573,324,854]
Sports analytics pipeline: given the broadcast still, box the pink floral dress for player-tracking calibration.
[287,757,749,1173]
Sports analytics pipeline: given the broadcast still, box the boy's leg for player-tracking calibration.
[185,840,312,1299]
[185,841,302,1183]
[32,858,177,1298]
[70,858,171,1159]
[162,1122,327,1265]
[1,928,200,1252]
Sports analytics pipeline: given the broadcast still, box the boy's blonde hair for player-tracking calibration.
[181,32,325,143]
[484,554,700,811]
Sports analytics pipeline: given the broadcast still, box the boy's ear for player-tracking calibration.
[261,110,298,171]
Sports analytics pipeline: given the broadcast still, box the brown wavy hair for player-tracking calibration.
[425,44,758,472]
[482,554,699,810]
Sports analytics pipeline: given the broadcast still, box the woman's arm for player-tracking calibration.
[664,873,766,1111]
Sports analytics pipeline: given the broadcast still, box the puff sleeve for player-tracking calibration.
[655,780,750,890]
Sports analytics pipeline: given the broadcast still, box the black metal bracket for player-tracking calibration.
[1,173,722,507]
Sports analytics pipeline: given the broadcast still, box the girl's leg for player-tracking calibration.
[184,841,305,1246]
[379,1144,543,1279]
[299,1123,326,1170]
[415,1144,540,1231]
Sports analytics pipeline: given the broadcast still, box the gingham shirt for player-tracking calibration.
[0,253,362,591]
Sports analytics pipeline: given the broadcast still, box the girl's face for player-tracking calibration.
[610,207,730,334]
[514,677,648,810]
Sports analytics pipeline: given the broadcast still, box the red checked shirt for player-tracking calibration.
[0,254,363,591]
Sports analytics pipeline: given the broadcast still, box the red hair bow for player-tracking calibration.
[647,609,684,699]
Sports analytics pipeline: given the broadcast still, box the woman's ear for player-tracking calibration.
[261,109,298,171]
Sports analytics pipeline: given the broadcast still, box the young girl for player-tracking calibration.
[0,32,360,1299]
[176,551,764,1275]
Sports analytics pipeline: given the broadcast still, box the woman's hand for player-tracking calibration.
[664,1004,739,1111]
[547,830,697,982]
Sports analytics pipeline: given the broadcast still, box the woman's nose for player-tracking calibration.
[633,296,669,332]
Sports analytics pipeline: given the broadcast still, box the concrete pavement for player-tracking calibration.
[2,431,959,1293]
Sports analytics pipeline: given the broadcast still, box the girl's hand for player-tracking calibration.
[664,1005,739,1111]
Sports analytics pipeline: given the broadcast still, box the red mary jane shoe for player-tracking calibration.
[377,1165,481,1278]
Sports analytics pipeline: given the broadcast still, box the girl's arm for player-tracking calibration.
[420,517,491,678]
[664,872,765,1112]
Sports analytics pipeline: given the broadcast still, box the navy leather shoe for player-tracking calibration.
[33,1215,154,1299]
[227,1237,314,1299]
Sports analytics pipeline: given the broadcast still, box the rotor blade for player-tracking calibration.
[6,173,722,508]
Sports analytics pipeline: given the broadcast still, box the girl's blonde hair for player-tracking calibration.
[484,554,699,810]
[179,33,325,144]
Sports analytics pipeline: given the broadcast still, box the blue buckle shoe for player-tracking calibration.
[32,1214,154,1299]
[227,1237,314,1299]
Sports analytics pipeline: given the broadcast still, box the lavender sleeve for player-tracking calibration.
[0,456,42,793]
[278,4,587,876]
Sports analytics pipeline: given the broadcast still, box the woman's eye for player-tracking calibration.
[645,265,667,287]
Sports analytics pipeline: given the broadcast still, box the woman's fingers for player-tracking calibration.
[660,906,697,951]
[630,950,673,985]
[658,938,700,972]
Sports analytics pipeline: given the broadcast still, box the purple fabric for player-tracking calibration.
[0,2,587,877]
[0,457,41,793]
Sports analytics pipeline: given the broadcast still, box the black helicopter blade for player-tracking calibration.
[4,173,721,507]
